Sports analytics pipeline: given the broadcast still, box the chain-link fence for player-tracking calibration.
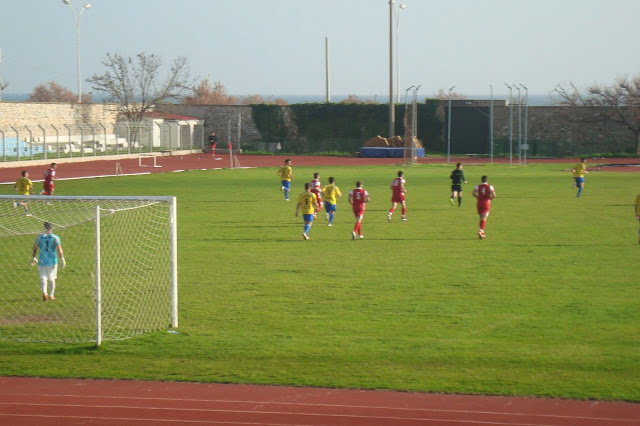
[0,122,204,163]
[240,137,363,155]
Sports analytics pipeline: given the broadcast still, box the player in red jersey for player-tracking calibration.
[42,163,58,196]
[309,172,323,218]
[472,175,496,239]
[387,171,407,222]
[348,181,371,240]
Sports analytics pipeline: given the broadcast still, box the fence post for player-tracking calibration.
[37,124,47,160]
[63,124,72,158]
[77,124,85,157]
[88,124,97,156]
[98,123,107,155]
[10,126,19,162]
[0,128,5,162]
[24,125,34,160]
[51,125,60,160]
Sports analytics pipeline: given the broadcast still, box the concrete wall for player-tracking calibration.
[0,101,120,130]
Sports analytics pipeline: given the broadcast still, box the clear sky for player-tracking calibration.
[1,0,638,99]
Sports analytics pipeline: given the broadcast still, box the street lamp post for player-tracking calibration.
[388,0,395,138]
[505,83,513,167]
[514,83,521,163]
[63,0,91,103]
[489,85,494,163]
[520,84,529,165]
[447,85,455,164]
[394,3,407,103]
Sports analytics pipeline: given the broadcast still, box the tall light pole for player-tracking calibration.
[325,37,330,103]
[505,83,513,167]
[63,0,91,103]
[388,0,395,138]
[394,3,407,103]
[514,83,521,163]
[447,85,455,164]
[520,84,529,165]
[489,85,494,163]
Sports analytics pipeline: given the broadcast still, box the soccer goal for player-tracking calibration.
[0,195,177,346]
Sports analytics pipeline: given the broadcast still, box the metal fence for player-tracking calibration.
[0,122,204,163]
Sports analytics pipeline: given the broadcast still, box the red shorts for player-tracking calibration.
[391,193,405,203]
[352,207,365,218]
[43,183,54,195]
[477,202,490,215]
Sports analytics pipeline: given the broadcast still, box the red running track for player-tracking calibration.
[1,377,639,425]
[1,153,638,185]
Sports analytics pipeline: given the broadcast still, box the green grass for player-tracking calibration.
[0,163,638,401]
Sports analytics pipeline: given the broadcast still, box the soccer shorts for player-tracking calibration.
[391,193,405,203]
[352,207,365,218]
[451,184,463,193]
[303,214,314,222]
[38,264,58,281]
[477,202,491,216]
[574,177,585,186]
[281,180,291,191]
[43,183,54,195]
[324,202,337,212]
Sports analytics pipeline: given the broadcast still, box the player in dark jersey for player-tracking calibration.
[449,163,467,207]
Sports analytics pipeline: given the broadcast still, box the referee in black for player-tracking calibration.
[449,163,467,207]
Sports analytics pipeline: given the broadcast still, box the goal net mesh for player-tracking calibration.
[0,195,176,344]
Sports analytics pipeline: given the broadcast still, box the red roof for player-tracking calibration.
[143,112,203,121]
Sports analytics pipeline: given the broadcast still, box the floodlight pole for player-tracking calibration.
[405,85,414,106]
[447,85,455,164]
[325,37,330,103]
[394,3,407,103]
[520,84,529,165]
[62,0,91,103]
[411,85,420,162]
[505,83,513,167]
[388,0,395,138]
[514,83,522,164]
[489,85,494,163]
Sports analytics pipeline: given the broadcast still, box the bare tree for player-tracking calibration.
[553,75,640,155]
[183,79,238,105]
[340,94,377,104]
[28,81,92,103]
[433,88,466,101]
[87,52,195,123]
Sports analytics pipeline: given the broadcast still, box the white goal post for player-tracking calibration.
[0,195,178,346]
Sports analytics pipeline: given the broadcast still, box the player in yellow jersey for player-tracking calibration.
[277,158,293,201]
[634,193,640,244]
[572,157,588,197]
[13,170,34,216]
[322,177,342,226]
[295,182,317,240]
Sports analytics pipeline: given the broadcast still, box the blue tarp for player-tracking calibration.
[359,147,425,158]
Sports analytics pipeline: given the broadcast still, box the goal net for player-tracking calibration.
[0,195,178,345]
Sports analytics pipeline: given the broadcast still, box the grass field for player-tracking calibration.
[0,162,638,401]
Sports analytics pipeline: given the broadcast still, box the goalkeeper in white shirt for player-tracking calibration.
[31,222,66,301]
